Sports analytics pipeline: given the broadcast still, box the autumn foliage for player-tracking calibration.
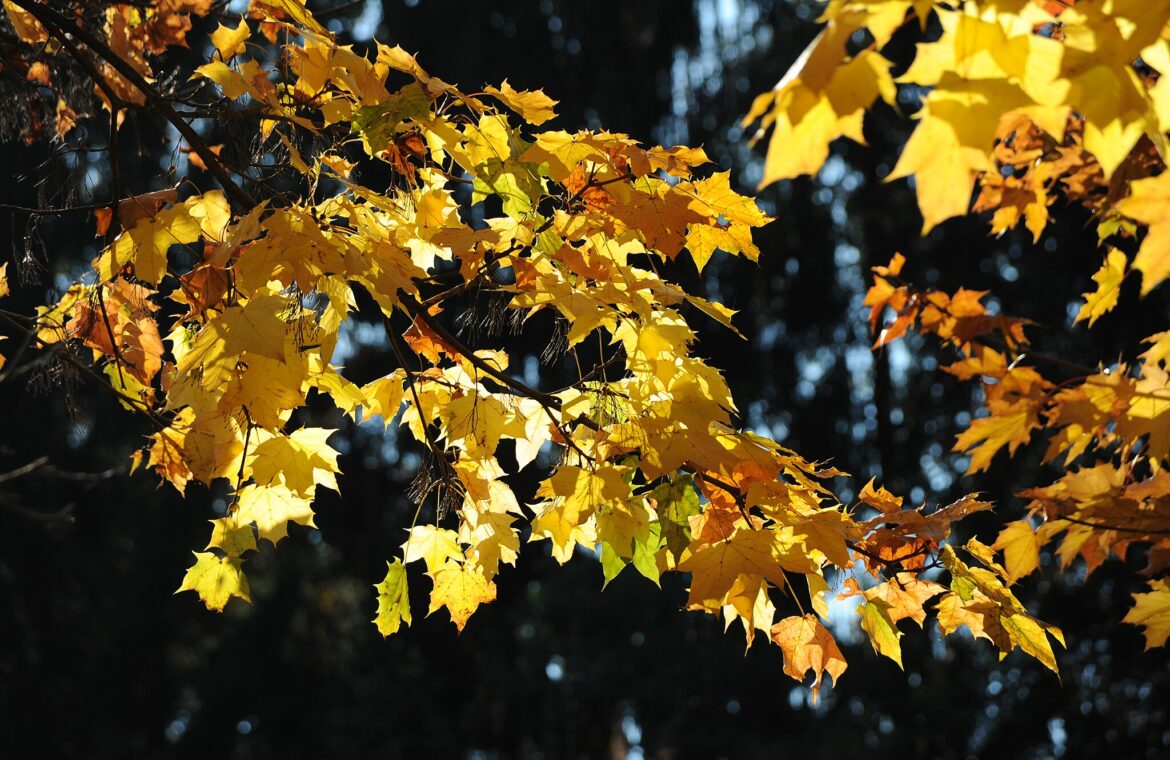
[1,0,1168,700]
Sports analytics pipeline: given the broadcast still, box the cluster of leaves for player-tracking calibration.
[4,0,1165,700]
[746,0,1170,653]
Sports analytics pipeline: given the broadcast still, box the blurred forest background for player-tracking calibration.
[1,1,1168,757]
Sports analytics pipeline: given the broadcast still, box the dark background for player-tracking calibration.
[0,1,1168,757]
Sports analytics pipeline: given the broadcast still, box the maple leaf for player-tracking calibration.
[374,560,412,636]
[652,476,701,561]
[858,477,903,513]
[1123,579,1170,650]
[678,526,816,612]
[427,559,497,632]
[1076,248,1127,326]
[1116,172,1170,294]
[235,483,317,544]
[210,19,249,61]
[247,428,341,497]
[891,77,1055,233]
[952,367,1050,473]
[682,171,771,271]
[770,614,847,701]
[3,0,47,44]
[992,520,1042,582]
[745,21,895,187]
[536,464,630,526]
[68,280,164,386]
[485,80,558,125]
[460,509,520,579]
[719,572,777,648]
[251,0,328,35]
[866,573,947,627]
[98,203,202,284]
[858,598,903,668]
[352,83,432,155]
[1118,366,1170,459]
[206,518,257,558]
[529,501,599,565]
[402,525,464,573]
[195,59,278,104]
[176,552,251,612]
[595,497,652,559]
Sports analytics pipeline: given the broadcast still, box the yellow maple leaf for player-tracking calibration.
[176,551,251,612]
[678,526,816,612]
[67,279,164,386]
[251,0,328,35]
[235,482,316,544]
[721,573,777,649]
[746,23,895,187]
[1116,173,1170,295]
[536,464,630,525]
[595,497,652,557]
[770,614,847,701]
[3,0,46,43]
[529,501,598,564]
[1123,579,1170,650]
[1075,248,1127,326]
[858,599,904,668]
[427,559,496,632]
[402,525,464,573]
[845,572,945,668]
[859,477,903,513]
[194,59,276,104]
[485,80,558,126]
[248,427,341,497]
[936,592,1003,645]
[1118,365,1170,460]
[1142,331,1170,367]
[150,409,245,489]
[211,19,250,61]
[992,519,1042,582]
[98,204,202,284]
[899,10,1066,97]
[373,559,412,637]
[460,509,520,578]
[180,288,292,372]
[217,352,308,432]
[309,364,369,420]
[206,518,257,558]
[681,171,771,271]
[954,410,1037,473]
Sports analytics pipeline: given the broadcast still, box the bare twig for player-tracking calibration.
[11,0,258,209]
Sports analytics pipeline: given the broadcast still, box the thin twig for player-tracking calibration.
[0,456,50,484]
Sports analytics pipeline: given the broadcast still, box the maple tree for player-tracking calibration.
[0,0,1168,705]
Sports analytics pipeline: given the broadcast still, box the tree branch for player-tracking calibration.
[10,0,258,210]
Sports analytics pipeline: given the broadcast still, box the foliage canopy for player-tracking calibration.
[2,0,1169,700]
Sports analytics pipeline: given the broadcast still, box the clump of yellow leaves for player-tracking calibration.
[749,1,1170,234]
[756,0,1170,658]
[17,0,1086,695]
